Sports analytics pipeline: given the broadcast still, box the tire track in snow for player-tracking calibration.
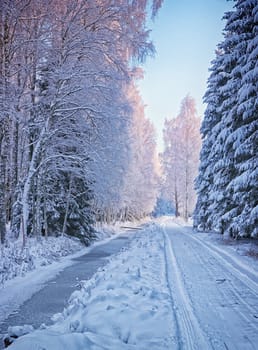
[165,221,258,349]
[182,234,258,349]
[183,231,258,333]
[184,230,258,296]
[161,232,182,350]
[161,226,211,350]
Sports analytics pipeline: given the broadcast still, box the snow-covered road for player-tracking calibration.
[162,219,258,349]
[6,219,258,349]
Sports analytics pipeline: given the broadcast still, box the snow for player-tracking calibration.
[0,224,123,325]
[6,325,34,338]
[7,222,177,349]
[3,218,258,349]
[0,235,83,287]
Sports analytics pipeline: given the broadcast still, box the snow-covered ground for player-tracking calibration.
[0,235,84,287]
[0,224,124,326]
[4,218,258,349]
[0,223,126,288]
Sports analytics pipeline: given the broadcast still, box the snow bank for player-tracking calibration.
[0,220,134,288]
[0,222,135,324]
[8,223,176,350]
[0,235,83,287]
[94,218,150,240]
[94,222,125,240]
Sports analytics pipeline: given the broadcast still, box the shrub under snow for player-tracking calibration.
[0,236,83,287]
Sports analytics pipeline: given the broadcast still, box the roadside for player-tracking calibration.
[4,223,176,349]
[0,223,130,326]
[0,235,84,288]
[0,232,132,349]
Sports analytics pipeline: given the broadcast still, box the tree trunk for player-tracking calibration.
[35,172,42,238]
[62,175,72,236]
[19,118,49,245]
[0,137,6,244]
[43,188,48,237]
[174,183,179,217]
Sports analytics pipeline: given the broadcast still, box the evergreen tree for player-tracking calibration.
[194,0,258,238]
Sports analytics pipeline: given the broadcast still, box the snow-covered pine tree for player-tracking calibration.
[223,0,258,237]
[194,0,258,238]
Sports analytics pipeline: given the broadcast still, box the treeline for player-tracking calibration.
[0,0,162,245]
[194,0,257,238]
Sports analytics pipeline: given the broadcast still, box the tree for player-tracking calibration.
[163,95,201,221]
[122,82,160,220]
[194,0,258,238]
[0,0,164,244]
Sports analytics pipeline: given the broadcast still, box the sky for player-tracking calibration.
[138,0,234,151]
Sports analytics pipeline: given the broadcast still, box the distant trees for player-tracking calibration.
[0,0,163,245]
[121,82,160,220]
[162,95,201,221]
[194,0,258,238]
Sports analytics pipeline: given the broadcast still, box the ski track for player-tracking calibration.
[162,220,258,350]
[161,226,211,350]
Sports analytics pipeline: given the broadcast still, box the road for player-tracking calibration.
[162,219,258,350]
[0,232,132,349]
[2,220,258,350]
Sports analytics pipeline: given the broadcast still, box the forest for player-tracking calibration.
[194,0,257,238]
[0,0,257,250]
[0,0,163,246]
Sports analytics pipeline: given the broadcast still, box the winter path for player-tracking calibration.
[162,219,258,349]
[4,219,258,350]
[0,231,133,349]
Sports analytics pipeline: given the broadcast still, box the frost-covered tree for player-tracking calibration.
[163,95,201,220]
[89,82,132,223]
[122,82,160,220]
[0,0,164,244]
[194,0,258,238]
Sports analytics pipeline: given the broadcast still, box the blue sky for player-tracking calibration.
[138,0,234,151]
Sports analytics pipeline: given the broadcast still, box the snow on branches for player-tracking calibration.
[194,0,258,238]
[0,0,162,245]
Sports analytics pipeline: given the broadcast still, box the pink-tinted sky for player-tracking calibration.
[138,0,234,151]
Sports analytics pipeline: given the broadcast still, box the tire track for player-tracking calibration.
[161,226,211,350]
[165,221,258,350]
[188,234,258,332]
[186,232,258,292]
[184,234,258,334]
[183,231,258,311]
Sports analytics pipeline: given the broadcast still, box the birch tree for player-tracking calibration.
[121,82,160,219]
[163,95,201,220]
[1,0,164,244]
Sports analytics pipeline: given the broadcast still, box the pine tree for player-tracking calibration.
[194,0,258,238]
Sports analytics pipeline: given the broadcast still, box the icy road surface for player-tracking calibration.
[7,219,258,349]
